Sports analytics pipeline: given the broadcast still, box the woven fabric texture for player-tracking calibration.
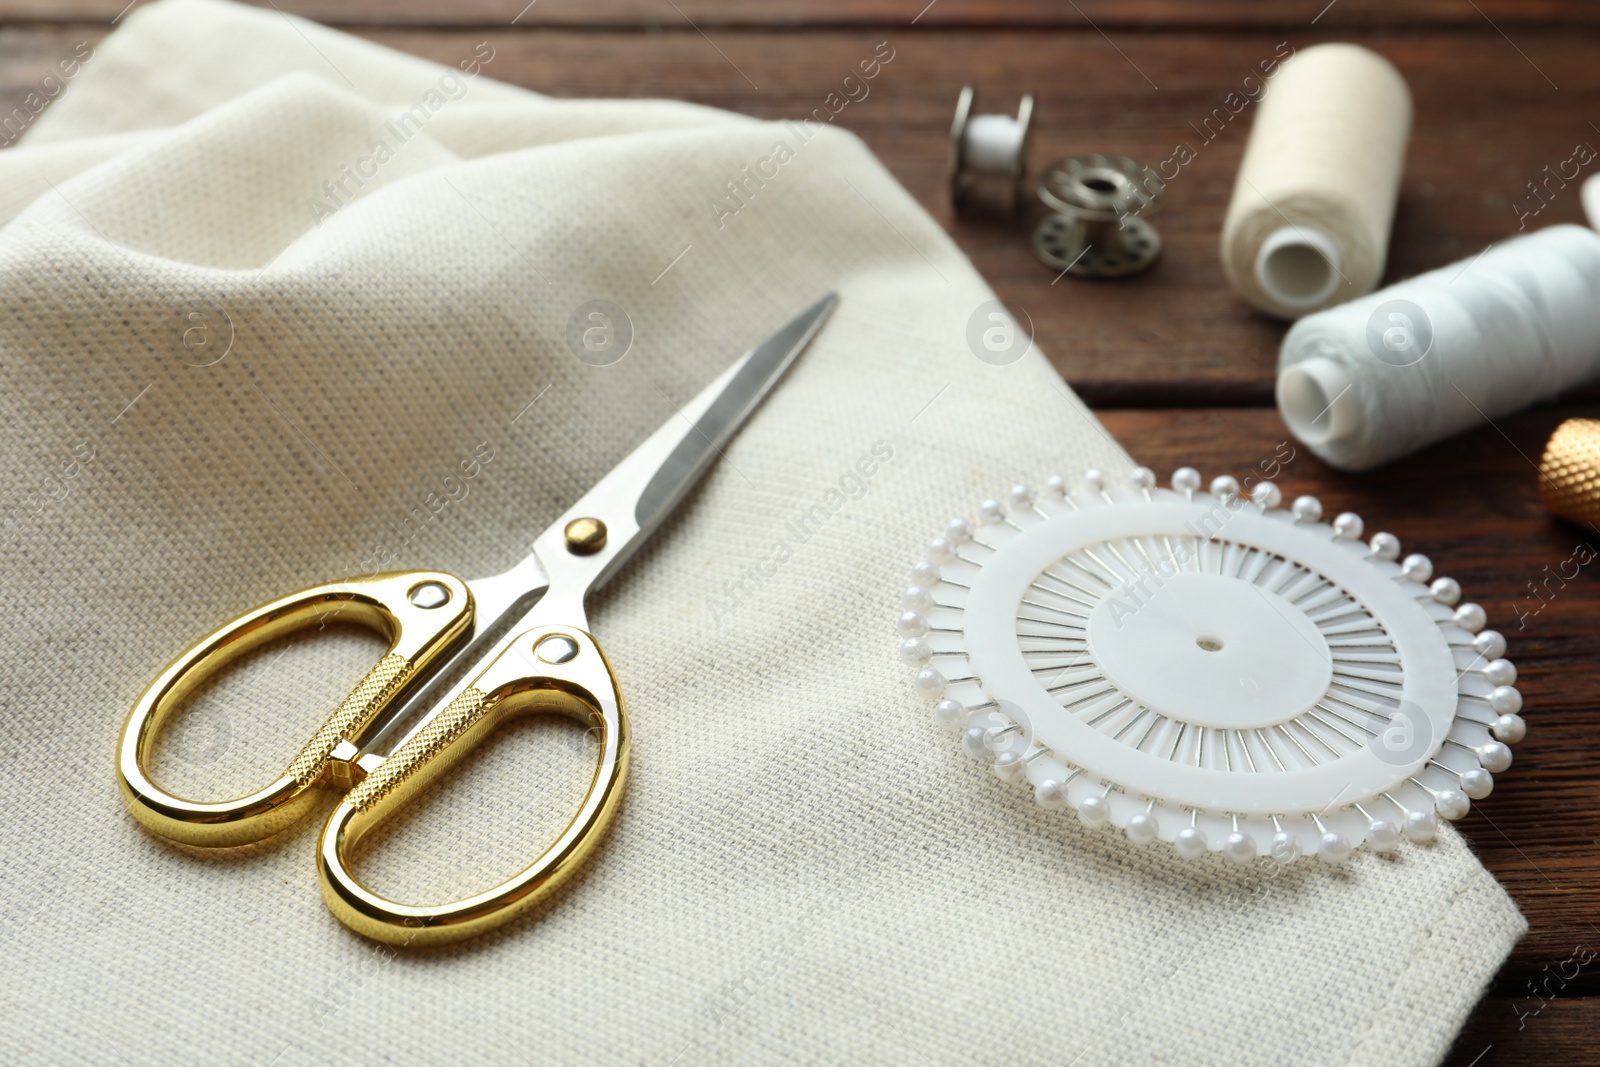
[0,2,1521,1064]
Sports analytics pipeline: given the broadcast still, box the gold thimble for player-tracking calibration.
[1540,418,1600,525]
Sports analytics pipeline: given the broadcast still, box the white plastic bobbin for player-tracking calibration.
[949,86,1035,216]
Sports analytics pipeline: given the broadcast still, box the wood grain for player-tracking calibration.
[3,0,1600,30]
[1446,995,1600,1067]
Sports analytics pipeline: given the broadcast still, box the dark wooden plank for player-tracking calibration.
[1446,996,1600,1067]
[4,0,1600,30]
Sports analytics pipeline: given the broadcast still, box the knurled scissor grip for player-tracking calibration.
[117,571,473,848]
[285,653,414,789]
[316,623,630,946]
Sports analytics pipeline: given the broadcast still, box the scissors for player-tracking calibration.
[117,293,837,946]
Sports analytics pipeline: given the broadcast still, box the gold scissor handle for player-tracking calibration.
[117,571,473,847]
[317,623,629,946]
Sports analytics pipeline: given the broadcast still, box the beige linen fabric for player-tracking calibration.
[0,3,1522,1064]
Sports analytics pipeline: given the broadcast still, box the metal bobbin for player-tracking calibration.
[949,86,1034,216]
[1032,154,1165,278]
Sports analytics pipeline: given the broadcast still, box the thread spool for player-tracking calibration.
[1222,44,1412,319]
[949,86,1034,215]
[1276,224,1600,471]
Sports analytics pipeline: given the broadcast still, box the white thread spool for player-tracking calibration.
[1584,172,1600,230]
[1277,224,1600,470]
[1222,44,1412,319]
[949,86,1033,215]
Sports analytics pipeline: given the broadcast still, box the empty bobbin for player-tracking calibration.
[949,86,1034,215]
[1033,154,1165,278]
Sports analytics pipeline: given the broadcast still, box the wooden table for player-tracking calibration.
[4,1,1597,1061]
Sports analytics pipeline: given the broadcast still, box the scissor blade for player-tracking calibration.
[528,292,837,606]
[358,294,837,758]
[636,292,837,535]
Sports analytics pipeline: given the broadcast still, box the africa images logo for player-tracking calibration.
[1365,298,1433,368]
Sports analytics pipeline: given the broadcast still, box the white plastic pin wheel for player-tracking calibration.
[897,467,1524,864]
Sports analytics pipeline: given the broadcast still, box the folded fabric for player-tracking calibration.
[0,2,1521,1064]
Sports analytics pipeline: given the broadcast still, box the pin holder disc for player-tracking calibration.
[897,467,1524,864]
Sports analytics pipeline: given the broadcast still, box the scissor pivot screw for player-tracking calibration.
[408,581,451,609]
[564,517,607,555]
[535,634,580,664]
